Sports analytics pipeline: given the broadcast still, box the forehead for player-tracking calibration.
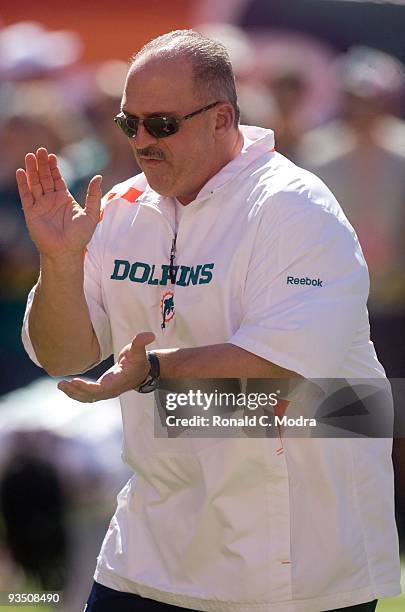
[122,55,197,114]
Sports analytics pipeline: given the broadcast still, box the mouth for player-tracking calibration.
[139,157,164,165]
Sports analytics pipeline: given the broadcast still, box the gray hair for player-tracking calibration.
[130,30,240,127]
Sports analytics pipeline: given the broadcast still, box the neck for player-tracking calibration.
[178,128,244,206]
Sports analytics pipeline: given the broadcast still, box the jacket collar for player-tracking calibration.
[137,125,275,210]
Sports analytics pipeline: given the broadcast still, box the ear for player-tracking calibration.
[214,102,235,138]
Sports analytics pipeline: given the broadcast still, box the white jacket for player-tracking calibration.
[23,126,401,611]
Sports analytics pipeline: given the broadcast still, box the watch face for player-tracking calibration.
[138,375,159,393]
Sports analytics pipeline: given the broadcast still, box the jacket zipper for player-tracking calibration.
[138,202,178,331]
[161,233,177,329]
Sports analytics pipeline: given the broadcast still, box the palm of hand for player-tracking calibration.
[27,190,97,256]
[57,333,155,403]
[93,339,152,397]
[16,147,102,258]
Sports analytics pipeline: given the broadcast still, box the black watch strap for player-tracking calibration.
[135,351,160,393]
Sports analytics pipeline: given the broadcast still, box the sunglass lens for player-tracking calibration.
[114,114,138,138]
[125,116,139,137]
[114,113,180,139]
[145,116,179,138]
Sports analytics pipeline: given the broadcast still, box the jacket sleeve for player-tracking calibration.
[229,176,370,379]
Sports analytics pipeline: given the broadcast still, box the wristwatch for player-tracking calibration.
[134,351,160,393]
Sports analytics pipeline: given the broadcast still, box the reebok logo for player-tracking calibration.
[287,276,323,287]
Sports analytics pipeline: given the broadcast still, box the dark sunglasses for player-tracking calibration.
[114,101,220,139]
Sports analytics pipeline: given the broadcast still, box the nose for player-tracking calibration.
[132,121,159,148]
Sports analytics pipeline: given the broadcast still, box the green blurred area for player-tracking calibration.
[378,592,405,611]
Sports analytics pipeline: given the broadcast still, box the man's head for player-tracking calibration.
[336,46,405,134]
[120,30,242,204]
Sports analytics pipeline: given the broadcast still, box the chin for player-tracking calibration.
[144,171,195,202]
[142,172,169,194]
[144,173,183,199]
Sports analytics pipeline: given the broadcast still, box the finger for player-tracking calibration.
[84,175,103,221]
[58,378,106,402]
[73,376,119,401]
[36,147,55,193]
[48,153,67,192]
[70,377,102,391]
[25,153,44,199]
[57,380,86,402]
[16,168,34,212]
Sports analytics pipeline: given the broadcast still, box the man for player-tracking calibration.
[18,30,400,612]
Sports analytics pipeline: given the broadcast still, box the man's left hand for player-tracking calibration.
[57,332,155,402]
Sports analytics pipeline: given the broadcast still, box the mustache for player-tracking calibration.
[136,147,165,161]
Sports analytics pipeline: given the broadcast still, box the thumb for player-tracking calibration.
[124,332,155,366]
[85,175,103,221]
[130,332,156,352]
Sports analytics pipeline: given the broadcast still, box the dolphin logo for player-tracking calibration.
[161,291,175,329]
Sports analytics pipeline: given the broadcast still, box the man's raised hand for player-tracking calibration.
[16,147,102,258]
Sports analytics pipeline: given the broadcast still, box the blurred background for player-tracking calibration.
[0,0,404,609]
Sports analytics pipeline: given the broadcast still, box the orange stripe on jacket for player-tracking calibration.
[84,185,145,254]
[99,187,143,221]
[122,187,143,203]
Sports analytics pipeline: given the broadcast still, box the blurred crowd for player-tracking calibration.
[0,19,404,607]
[1,22,404,396]
[0,22,139,395]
